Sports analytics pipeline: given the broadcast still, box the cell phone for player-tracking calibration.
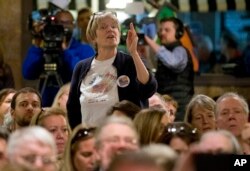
[137,33,147,45]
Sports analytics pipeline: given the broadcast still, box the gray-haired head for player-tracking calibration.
[142,144,178,171]
[95,115,139,148]
[6,126,57,161]
[215,92,249,117]
[199,130,242,154]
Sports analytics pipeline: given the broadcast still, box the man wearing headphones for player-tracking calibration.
[145,17,194,121]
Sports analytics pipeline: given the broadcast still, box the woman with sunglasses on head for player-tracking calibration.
[157,122,200,155]
[61,124,97,171]
[67,11,157,129]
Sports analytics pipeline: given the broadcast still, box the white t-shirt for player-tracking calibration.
[79,57,119,126]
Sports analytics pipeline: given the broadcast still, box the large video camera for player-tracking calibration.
[28,9,65,95]
[29,9,65,72]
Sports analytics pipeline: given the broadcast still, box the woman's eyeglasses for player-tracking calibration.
[89,11,117,29]
[71,127,96,144]
[92,11,117,19]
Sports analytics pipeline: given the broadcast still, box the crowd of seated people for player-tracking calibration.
[0,81,249,171]
[0,8,250,171]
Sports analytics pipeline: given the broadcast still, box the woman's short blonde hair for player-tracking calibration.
[86,11,120,50]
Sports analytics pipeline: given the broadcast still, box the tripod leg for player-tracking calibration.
[40,75,49,96]
[55,73,64,87]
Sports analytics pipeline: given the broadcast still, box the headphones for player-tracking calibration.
[174,18,184,39]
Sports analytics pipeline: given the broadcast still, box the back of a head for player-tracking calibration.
[106,100,141,119]
[134,108,166,146]
[200,130,242,154]
[107,151,164,171]
[142,144,178,171]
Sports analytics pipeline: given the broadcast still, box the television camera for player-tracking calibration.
[28,9,65,95]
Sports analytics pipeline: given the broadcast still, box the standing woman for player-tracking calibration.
[67,11,157,129]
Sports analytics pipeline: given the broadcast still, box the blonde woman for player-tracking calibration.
[134,107,169,146]
[52,82,70,113]
[30,107,71,168]
[62,124,97,171]
[67,11,157,129]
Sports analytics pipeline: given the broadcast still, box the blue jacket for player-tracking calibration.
[67,51,158,129]
[22,38,95,106]
[22,38,95,82]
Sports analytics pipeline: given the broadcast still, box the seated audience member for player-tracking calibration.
[0,127,9,169]
[106,100,141,120]
[30,107,71,163]
[172,130,242,171]
[107,151,164,171]
[23,9,95,107]
[6,126,57,171]
[198,130,242,154]
[0,88,16,126]
[215,92,249,153]
[10,87,42,132]
[158,122,199,155]
[162,94,178,123]
[142,144,178,171]
[185,94,216,135]
[134,107,169,146]
[52,82,70,113]
[148,93,166,109]
[95,115,139,171]
[62,124,97,171]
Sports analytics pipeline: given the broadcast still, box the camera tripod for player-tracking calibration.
[38,70,63,96]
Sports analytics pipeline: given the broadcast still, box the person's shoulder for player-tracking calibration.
[117,51,131,58]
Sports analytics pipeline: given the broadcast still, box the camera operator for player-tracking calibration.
[22,10,95,107]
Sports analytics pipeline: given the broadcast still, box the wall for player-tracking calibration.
[0,0,33,89]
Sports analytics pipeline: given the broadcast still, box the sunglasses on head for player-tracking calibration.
[71,127,96,144]
[166,123,197,135]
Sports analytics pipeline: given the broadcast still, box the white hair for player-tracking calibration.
[7,126,57,161]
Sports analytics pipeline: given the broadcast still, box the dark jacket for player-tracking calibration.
[156,41,194,120]
[67,51,157,129]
